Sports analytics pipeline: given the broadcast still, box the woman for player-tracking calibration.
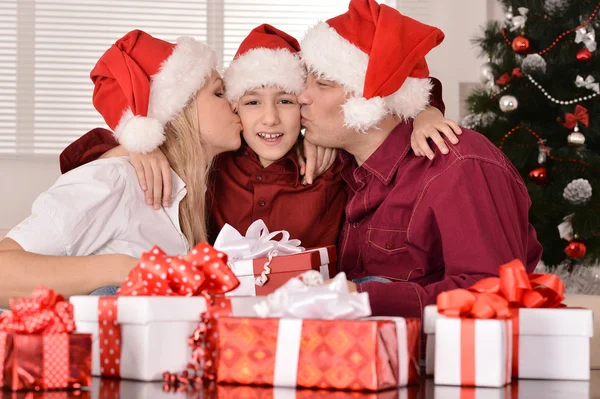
[59,25,460,249]
[0,30,242,306]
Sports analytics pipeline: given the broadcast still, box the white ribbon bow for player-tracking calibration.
[213,220,304,286]
[575,26,596,52]
[510,7,529,32]
[253,272,372,320]
[575,75,600,94]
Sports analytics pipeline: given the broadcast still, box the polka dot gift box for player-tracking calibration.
[69,243,263,382]
[0,287,92,391]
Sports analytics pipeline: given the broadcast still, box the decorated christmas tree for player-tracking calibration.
[464,0,600,267]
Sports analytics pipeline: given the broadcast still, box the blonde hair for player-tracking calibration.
[160,97,211,248]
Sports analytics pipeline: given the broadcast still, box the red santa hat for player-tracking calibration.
[224,24,305,101]
[300,0,445,132]
[91,30,217,153]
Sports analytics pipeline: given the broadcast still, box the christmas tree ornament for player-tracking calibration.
[504,6,513,22]
[479,62,494,83]
[521,54,547,74]
[563,105,589,128]
[577,48,593,61]
[558,214,575,241]
[563,178,593,204]
[575,26,596,52]
[565,240,587,259]
[499,95,519,112]
[544,0,568,16]
[537,144,547,164]
[509,8,529,32]
[461,112,497,130]
[496,68,523,85]
[567,128,586,145]
[529,166,549,185]
[575,75,600,94]
[512,36,530,53]
[486,81,501,94]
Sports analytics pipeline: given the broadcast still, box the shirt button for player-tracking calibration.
[352,222,358,228]
[256,175,263,182]
[259,200,266,207]
[386,242,393,250]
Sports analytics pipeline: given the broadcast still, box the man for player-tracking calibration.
[299,0,542,317]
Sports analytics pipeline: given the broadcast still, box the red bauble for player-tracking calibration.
[576,48,593,62]
[512,36,530,53]
[528,166,549,185]
[565,240,587,259]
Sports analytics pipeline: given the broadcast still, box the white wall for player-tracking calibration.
[0,0,505,232]
[1,157,60,231]
[423,0,504,121]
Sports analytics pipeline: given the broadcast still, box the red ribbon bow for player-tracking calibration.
[495,68,523,85]
[562,105,589,129]
[437,259,565,381]
[469,259,564,309]
[117,242,240,297]
[0,287,75,334]
[437,289,512,319]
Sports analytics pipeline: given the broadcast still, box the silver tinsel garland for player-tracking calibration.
[544,0,569,16]
[536,262,600,295]
[461,112,497,130]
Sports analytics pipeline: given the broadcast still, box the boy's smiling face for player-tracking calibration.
[234,86,301,167]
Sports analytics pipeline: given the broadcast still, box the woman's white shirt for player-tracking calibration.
[6,157,189,258]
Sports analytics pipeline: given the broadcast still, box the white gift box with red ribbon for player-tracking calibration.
[70,295,261,381]
[425,304,594,381]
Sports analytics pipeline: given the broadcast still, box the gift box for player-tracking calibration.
[434,317,512,388]
[214,220,337,296]
[0,287,92,392]
[70,242,262,382]
[71,293,262,382]
[212,385,417,399]
[510,307,592,380]
[427,260,594,381]
[226,246,337,296]
[0,332,92,392]
[423,304,441,376]
[427,304,593,382]
[214,316,421,391]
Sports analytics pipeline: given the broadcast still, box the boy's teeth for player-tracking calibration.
[258,133,283,139]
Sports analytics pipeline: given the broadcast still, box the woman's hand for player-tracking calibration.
[296,140,337,185]
[411,106,462,159]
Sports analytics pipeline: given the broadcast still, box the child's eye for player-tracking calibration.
[244,100,259,105]
[215,91,224,97]
[279,99,295,105]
